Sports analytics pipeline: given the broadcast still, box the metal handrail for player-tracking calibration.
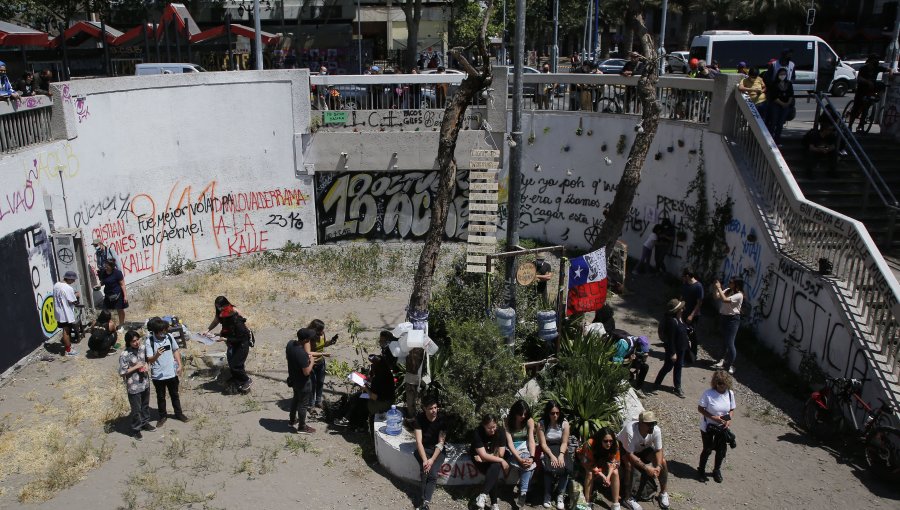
[728,87,900,379]
[0,96,54,154]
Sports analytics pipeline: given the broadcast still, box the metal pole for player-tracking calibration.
[100,18,109,76]
[356,0,362,73]
[164,19,171,61]
[185,16,192,63]
[551,0,559,73]
[175,18,182,62]
[143,17,151,65]
[887,7,900,72]
[594,0,600,59]
[502,0,507,65]
[658,0,668,76]
[60,20,70,80]
[506,0,525,309]
[253,0,264,70]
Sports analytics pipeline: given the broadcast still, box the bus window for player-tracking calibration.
[707,41,749,70]
[816,41,837,93]
[689,45,707,63]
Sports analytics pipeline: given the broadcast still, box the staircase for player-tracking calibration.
[779,129,900,273]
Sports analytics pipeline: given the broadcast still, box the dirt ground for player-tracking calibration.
[0,243,898,510]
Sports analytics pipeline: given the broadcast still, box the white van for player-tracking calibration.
[135,63,206,75]
[689,31,840,94]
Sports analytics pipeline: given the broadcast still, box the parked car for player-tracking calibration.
[828,61,857,97]
[135,63,205,75]
[597,58,627,74]
[665,51,690,74]
[496,65,540,97]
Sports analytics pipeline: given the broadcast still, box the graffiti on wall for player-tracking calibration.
[721,217,764,301]
[24,224,57,336]
[314,170,470,243]
[318,109,483,132]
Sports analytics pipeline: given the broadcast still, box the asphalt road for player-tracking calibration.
[786,93,855,131]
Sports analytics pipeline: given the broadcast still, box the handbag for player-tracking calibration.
[786,103,797,122]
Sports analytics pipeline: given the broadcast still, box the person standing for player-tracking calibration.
[119,329,154,439]
[205,296,253,392]
[534,255,553,306]
[654,219,675,274]
[15,71,36,96]
[53,270,80,356]
[765,67,794,146]
[617,411,671,510]
[92,238,121,274]
[537,401,571,510]
[697,370,736,483]
[286,328,315,434]
[770,48,795,83]
[713,278,744,374]
[145,317,188,426]
[99,259,128,327]
[536,64,553,110]
[621,52,644,114]
[306,319,337,413]
[632,227,658,275]
[680,268,704,362]
[413,395,447,510]
[471,414,509,510]
[651,299,689,398]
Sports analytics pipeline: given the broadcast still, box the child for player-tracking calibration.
[119,330,153,439]
[146,317,188,427]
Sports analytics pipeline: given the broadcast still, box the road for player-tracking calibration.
[787,93,857,132]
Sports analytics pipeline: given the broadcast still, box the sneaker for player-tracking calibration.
[713,469,723,483]
[476,493,487,509]
[418,503,430,510]
[239,379,253,392]
[65,349,79,357]
[131,430,143,440]
[624,498,643,510]
[697,466,709,482]
[289,417,298,427]
[611,504,621,510]
[297,425,316,434]
[492,505,500,510]
[712,359,724,369]
[556,493,565,510]
[674,388,685,398]
[727,366,735,375]
[517,492,526,508]
[543,501,551,509]
[141,423,156,432]
[156,416,167,428]
[174,414,190,423]
[333,417,350,427]
[658,492,670,509]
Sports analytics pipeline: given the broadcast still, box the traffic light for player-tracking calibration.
[806,8,816,26]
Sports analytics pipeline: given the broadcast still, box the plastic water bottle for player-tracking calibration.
[385,405,403,436]
[537,310,558,341]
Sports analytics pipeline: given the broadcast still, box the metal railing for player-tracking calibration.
[0,96,53,154]
[519,74,714,124]
[309,73,489,111]
[729,88,900,378]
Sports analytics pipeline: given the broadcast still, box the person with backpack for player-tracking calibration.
[119,329,154,439]
[145,317,188,426]
[650,299,690,398]
[697,370,736,483]
[88,309,118,356]
[204,296,254,393]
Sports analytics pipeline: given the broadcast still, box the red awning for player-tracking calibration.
[0,20,50,47]
[155,3,202,39]
[50,21,123,48]
[190,24,280,45]
[113,23,155,46]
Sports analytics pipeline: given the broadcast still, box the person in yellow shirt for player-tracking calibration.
[738,66,767,118]
[306,319,338,414]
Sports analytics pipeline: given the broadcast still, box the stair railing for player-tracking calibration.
[728,88,900,380]
[812,93,899,248]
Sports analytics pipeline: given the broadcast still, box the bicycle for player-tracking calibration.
[803,377,900,480]
[842,82,886,134]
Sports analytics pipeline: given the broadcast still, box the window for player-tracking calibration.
[710,40,815,72]
[689,45,707,62]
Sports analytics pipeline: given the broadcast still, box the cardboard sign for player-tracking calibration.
[323,111,349,124]
[516,262,537,286]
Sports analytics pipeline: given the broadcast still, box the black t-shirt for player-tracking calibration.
[622,60,644,76]
[285,340,311,386]
[804,128,837,149]
[535,259,552,294]
[471,425,506,459]
[681,280,704,317]
[415,412,447,449]
[368,359,394,401]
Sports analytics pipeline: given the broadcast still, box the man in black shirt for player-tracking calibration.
[286,328,315,434]
[534,255,553,306]
[621,52,645,113]
[414,395,447,510]
[34,69,53,97]
[847,55,892,132]
[803,123,838,174]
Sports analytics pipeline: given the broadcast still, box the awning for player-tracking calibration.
[155,3,202,39]
[50,21,123,48]
[113,24,155,47]
[191,24,280,45]
[0,20,50,47]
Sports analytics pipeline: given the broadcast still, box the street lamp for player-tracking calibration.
[658,0,668,75]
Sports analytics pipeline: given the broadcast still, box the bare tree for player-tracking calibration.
[404,0,495,416]
[591,0,661,255]
[399,0,424,68]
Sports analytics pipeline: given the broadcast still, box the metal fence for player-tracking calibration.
[729,89,900,378]
[0,97,54,154]
[309,74,488,111]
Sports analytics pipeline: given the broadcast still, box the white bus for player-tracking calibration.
[689,31,840,94]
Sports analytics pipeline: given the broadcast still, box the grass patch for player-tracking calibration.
[285,435,319,455]
[122,468,214,510]
[240,397,263,413]
[15,428,112,503]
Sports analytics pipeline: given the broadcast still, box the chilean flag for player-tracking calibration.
[566,247,608,316]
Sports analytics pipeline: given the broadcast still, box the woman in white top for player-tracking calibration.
[712,277,744,374]
[697,370,736,483]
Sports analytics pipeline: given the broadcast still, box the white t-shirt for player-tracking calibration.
[53,281,77,323]
[643,232,658,249]
[617,420,663,454]
[698,388,735,432]
[719,291,743,316]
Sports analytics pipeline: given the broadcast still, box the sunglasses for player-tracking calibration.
[602,439,614,443]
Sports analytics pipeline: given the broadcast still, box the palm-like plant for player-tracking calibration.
[738,0,809,33]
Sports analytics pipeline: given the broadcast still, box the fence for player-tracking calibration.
[0,96,53,154]
[729,88,900,379]
[309,73,488,111]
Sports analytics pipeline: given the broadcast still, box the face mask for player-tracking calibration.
[777,75,786,81]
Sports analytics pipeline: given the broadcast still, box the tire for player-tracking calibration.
[861,103,876,133]
[595,97,622,114]
[864,427,900,481]
[803,398,834,440]
[830,81,848,97]
[342,99,359,111]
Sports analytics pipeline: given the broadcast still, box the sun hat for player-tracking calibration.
[639,410,657,423]
[666,298,685,314]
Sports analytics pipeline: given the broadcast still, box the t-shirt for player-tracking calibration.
[642,232,657,249]
[145,333,179,380]
[719,291,743,316]
[95,245,121,273]
[577,437,620,472]
[740,76,766,104]
[415,412,447,449]
[311,333,327,366]
[119,347,149,394]
[617,420,663,454]
[535,259,552,295]
[100,268,124,297]
[699,388,735,432]
[52,281,77,323]
[681,280,704,318]
[285,340,311,386]
[471,425,506,459]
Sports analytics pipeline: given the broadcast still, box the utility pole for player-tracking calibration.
[505,0,525,309]
[253,0,263,70]
[887,7,900,72]
[658,0,668,75]
[551,0,558,72]
[357,0,363,73]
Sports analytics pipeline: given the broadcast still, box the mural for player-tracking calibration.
[314,170,470,243]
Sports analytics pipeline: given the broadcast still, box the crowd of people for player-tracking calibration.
[0,61,54,101]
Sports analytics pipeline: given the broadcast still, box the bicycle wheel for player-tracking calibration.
[860,102,876,133]
[842,100,855,127]
[864,427,900,481]
[595,97,622,114]
[803,398,835,440]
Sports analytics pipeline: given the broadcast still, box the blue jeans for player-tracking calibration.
[307,361,325,406]
[767,102,790,143]
[720,314,741,367]
[506,451,535,494]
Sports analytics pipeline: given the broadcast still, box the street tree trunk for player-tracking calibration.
[401,0,423,69]
[592,1,661,256]
[404,1,494,416]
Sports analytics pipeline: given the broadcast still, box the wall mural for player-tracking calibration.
[314,170,470,243]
